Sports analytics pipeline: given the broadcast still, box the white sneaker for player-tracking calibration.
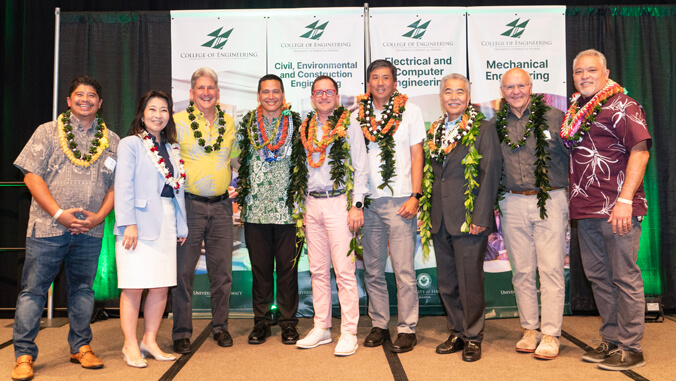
[516,329,539,353]
[296,327,332,349]
[334,334,358,356]
[534,335,559,360]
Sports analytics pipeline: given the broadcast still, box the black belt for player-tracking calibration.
[308,189,346,198]
[186,191,229,203]
[506,187,564,196]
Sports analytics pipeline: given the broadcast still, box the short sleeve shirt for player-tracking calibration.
[351,101,426,199]
[14,117,120,238]
[174,109,236,197]
[569,93,652,219]
[496,102,569,191]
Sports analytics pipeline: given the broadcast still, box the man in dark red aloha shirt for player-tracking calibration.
[565,49,651,372]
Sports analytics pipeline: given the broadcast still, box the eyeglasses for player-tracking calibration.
[312,89,337,97]
[502,83,531,91]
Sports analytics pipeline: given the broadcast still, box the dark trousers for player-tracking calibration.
[432,217,487,343]
[244,223,298,325]
[172,197,233,339]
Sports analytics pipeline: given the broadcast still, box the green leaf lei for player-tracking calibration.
[419,107,485,260]
[291,108,362,262]
[61,109,106,160]
[495,94,552,219]
[186,102,226,153]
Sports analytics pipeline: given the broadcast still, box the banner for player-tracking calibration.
[467,6,567,118]
[171,10,267,120]
[369,7,467,123]
[266,8,365,116]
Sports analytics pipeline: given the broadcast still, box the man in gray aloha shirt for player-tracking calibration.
[11,75,119,381]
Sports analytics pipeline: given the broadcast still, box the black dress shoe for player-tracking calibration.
[281,323,299,345]
[364,327,390,347]
[214,330,233,347]
[173,338,191,354]
[436,333,464,354]
[463,341,482,362]
[391,333,417,353]
[248,322,271,344]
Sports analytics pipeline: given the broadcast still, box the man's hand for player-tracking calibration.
[68,209,106,234]
[468,224,487,235]
[122,225,139,250]
[178,237,187,246]
[227,185,239,199]
[55,207,85,233]
[347,207,364,232]
[397,197,419,220]
[608,202,633,236]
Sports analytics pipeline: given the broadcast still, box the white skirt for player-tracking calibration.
[116,198,178,289]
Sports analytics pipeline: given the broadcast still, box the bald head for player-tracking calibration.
[500,68,533,118]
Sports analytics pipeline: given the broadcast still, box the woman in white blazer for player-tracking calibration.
[114,91,188,368]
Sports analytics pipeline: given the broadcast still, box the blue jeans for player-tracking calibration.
[14,233,102,359]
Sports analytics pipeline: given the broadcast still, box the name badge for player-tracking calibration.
[543,130,552,140]
[105,157,117,171]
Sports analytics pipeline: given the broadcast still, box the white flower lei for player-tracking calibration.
[139,131,186,192]
[429,107,477,159]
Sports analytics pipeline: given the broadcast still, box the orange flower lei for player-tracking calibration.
[300,108,349,168]
[249,103,292,151]
[357,91,407,142]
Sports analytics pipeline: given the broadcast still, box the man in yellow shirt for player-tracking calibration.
[171,67,237,353]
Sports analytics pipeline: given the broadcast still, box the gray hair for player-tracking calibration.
[439,73,470,97]
[573,49,607,70]
[190,67,219,89]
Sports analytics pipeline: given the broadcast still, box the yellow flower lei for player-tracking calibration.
[57,111,110,167]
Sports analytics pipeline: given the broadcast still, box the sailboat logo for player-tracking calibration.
[402,19,431,40]
[501,18,530,38]
[300,20,328,40]
[202,27,234,49]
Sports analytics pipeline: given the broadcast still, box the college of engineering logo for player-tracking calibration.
[202,27,234,49]
[402,19,431,40]
[501,18,530,38]
[300,20,328,40]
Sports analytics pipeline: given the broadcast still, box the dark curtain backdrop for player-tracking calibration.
[565,6,676,310]
[1,1,674,314]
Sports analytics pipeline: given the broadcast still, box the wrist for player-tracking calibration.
[617,197,633,205]
[52,209,64,220]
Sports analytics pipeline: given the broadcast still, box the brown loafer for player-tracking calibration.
[11,355,34,381]
[69,345,103,369]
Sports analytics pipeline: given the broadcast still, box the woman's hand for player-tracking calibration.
[122,225,139,251]
[178,237,187,246]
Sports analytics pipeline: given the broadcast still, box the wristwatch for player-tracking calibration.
[354,201,363,209]
[411,192,423,200]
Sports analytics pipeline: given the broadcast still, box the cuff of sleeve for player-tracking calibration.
[352,193,365,206]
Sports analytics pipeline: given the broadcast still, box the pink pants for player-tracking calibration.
[305,194,359,335]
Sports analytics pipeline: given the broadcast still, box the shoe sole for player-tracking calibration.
[516,348,536,353]
[597,361,646,371]
[581,355,607,363]
[217,341,233,348]
[248,339,267,344]
[364,341,384,347]
[534,354,558,360]
[334,344,358,356]
[296,338,332,349]
[69,359,103,369]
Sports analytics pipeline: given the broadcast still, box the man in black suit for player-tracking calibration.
[426,73,502,362]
